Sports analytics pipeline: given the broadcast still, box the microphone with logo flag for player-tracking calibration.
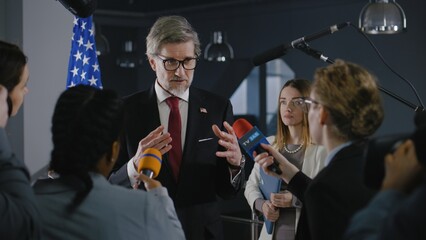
[233,118,282,175]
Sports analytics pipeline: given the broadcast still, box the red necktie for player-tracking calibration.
[166,97,182,180]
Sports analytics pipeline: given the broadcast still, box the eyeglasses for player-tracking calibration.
[156,55,198,71]
[280,97,307,109]
[302,97,321,113]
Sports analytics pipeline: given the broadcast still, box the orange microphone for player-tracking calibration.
[137,148,162,178]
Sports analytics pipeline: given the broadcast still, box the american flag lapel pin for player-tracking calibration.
[200,107,208,113]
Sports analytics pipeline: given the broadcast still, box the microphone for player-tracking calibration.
[294,42,334,64]
[57,0,97,18]
[137,148,162,178]
[233,118,282,175]
[252,22,350,66]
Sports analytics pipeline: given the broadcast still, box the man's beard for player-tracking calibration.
[163,77,191,96]
[169,87,185,96]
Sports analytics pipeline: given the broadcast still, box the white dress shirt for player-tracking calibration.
[127,80,189,185]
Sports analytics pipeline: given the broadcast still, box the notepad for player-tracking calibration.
[259,168,282,234]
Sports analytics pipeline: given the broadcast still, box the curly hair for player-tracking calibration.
[312,60,384,141]
[49,85,124,212]
[0,40,27,92]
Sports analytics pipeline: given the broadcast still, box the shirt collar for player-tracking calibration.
[324,141,352,166]
[154,79,189,103]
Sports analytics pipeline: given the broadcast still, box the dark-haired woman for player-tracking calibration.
[0,40,29,116]
[0,40,39,239]
[33,85,185,240]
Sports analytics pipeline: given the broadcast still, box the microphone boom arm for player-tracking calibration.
[295,43,424,112]
[294,42,333,64]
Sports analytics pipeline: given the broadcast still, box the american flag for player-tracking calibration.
[66,16,102,89]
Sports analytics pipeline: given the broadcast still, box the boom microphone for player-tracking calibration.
[252,22,350,66]
[137,148,162,178]
[294,42,333,64]
[233,118,282,175]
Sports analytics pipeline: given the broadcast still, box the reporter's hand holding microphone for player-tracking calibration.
[232,118,299,183]
[254,143,300,184]
[131,126,172,172]
[134,148,163,190]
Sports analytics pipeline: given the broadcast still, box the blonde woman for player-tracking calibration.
[255,60,384,240]
[245,79,326,240]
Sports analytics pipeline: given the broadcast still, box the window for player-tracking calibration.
[230,59,294,136]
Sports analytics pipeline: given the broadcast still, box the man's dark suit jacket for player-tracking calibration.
[288,140,374,240]
[109,85,243,240]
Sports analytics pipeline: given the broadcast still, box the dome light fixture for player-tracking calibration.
[204,31,234,62]
[359,0,407,34]
[94,24,110,56]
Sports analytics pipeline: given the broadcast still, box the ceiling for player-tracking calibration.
[96,0,266,16]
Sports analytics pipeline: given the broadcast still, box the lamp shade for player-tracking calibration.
[94,24,110,56]
[359,0,407,34]
[204,31,234,62]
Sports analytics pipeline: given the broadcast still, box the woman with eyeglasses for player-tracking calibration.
[254,60,384,240]
[245,79,327,240]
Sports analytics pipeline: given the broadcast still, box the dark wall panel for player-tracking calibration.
[96,0,424,137]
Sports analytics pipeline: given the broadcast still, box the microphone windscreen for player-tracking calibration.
[252,44,291,66]
[58,0,97,18]
[233,118,254,139]
[137,148,162,178]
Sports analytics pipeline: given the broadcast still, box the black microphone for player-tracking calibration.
[294,42,334,64]
[252,22,350,66]
[57,0,97,18]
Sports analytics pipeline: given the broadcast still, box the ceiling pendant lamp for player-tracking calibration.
[204,31,234,62]
[359,0,407,34]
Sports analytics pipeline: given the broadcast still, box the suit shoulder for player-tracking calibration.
[121,89,155,114]
[123,89,150,103]
[192,87,229,104]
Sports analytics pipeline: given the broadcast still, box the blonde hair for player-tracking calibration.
[312,59,384,141]
[273,79,312,151]
[146,15,201,57]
